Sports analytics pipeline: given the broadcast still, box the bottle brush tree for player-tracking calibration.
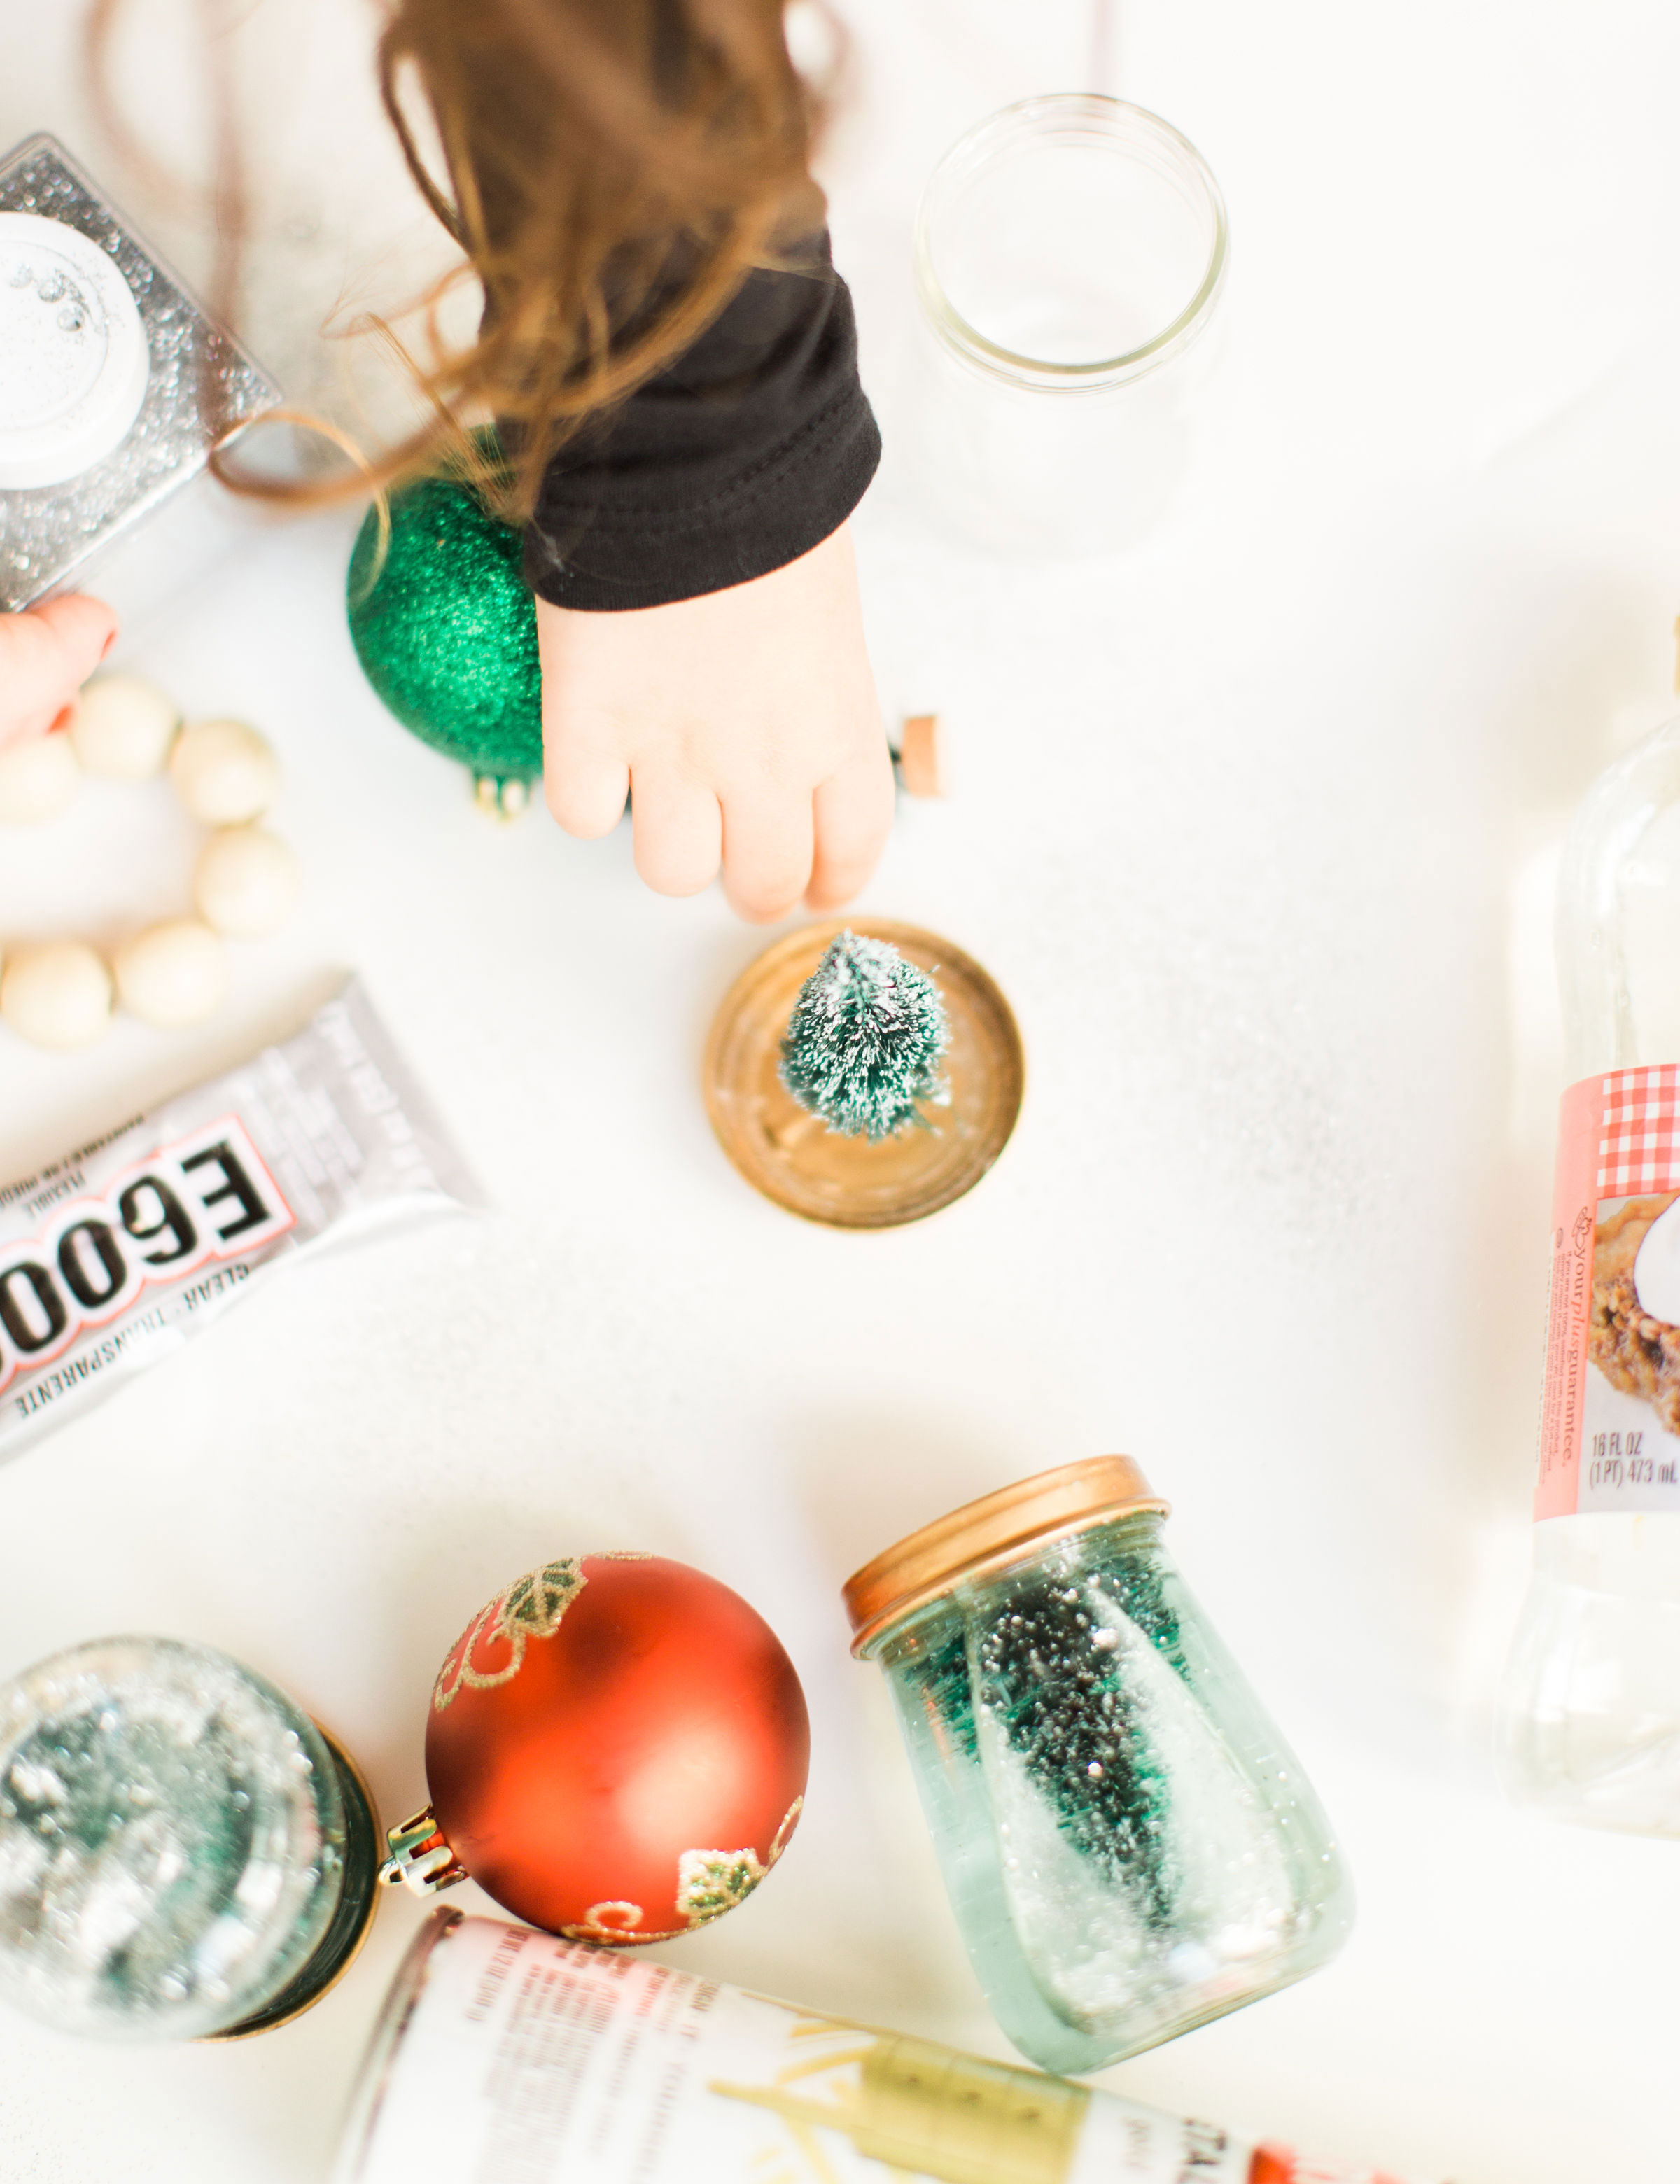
[779,932,951,1141]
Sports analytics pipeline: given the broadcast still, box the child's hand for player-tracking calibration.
[537,525,894,922]
[0,596,120,748]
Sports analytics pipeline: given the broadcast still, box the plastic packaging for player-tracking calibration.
[335,1909,1424,2184]
[0,134,277,619]
[1499,714,1680,1831]
[843,1462,1350,2076]
[0,976,477,1460]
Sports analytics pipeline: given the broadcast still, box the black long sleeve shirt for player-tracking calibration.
[521,232,878,612]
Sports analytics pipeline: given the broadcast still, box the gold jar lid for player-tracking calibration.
[842,1456,1170,1658]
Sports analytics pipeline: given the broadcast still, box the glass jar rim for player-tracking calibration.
[913,94,1229,393]
[843,1456,1169,1656]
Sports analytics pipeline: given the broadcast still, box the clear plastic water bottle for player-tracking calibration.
[1498,715,1680,1832]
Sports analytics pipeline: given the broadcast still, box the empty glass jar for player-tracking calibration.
[844,1459,1351,2075]
[0,1636,379,2039]
[902,96,1228,557]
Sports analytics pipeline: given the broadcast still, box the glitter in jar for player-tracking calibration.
[0,1637,366,2040]
[846,1459,1354,2076]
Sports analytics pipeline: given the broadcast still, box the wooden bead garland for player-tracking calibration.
[0,675,300,1053]
[0,732,80,826]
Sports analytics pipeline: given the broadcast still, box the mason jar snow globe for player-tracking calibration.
[844,1457,1351,2074]
[0,1635,379,2040]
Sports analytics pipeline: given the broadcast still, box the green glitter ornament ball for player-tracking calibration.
[346,460,542,798]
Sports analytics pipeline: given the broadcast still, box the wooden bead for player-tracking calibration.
[193,826,301,939]
[113,920,229,1028]
[71,673,181,780]
[0,692,296,1046]
[169,719,280,825]
[0,941,113,1050]
[0,732,80,825]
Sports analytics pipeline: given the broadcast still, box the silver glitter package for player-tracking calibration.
[0,132,278,610]
[0,979,479,1461]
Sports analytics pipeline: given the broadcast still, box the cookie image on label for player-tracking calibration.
[1589,1193,1680,1433]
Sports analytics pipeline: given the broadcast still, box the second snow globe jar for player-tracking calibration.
[844,1459,1350,2074]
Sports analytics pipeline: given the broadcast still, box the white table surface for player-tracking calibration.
[4,4,1680,2180]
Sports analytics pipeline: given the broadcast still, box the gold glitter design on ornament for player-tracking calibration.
[560,1793,806,1944]
[770,1795,804,1863]
[563,1900,687,1945]
[503,1560,587,1636]
[676,1847,768,1926]
[674,1793,803,1925]
[431,1557,587,1712]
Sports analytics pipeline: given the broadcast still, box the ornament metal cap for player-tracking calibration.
[380,1804,468,1896]
[842,1456,1170,1657]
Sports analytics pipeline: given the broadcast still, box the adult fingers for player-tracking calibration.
[545,738,631,838]
[807,735,896,911]
[722,791,816,923]
[631,769,723,897]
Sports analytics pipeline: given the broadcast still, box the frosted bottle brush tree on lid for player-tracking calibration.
[779,930,951,1140]
[705,920,1024,1228]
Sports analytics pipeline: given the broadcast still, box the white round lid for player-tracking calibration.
[0,211,150,491]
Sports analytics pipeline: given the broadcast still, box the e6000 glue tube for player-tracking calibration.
[336,1912,1427,2184]
[0,978,477,1458]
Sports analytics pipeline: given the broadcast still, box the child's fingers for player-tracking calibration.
[631,769,723,897]
[0,596,118,748]
[806,736,895,911]
[545,740,630,838]
[0,694,63,748]
[33,596,119,687]
[722,790,815,924]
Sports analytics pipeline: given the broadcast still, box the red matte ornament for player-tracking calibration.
[381,1554,810,1942]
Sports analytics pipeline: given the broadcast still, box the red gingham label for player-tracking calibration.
[1538,1069,1680,1518]
[1597,1066,1680,1194]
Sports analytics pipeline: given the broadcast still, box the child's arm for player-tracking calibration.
[523,238,891,921]
[538,523,891,923]
[0,597,119,748]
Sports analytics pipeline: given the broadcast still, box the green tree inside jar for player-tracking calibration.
[844,1458,1352,2074]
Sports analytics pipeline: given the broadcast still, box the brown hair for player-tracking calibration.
[86,0,827,519]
